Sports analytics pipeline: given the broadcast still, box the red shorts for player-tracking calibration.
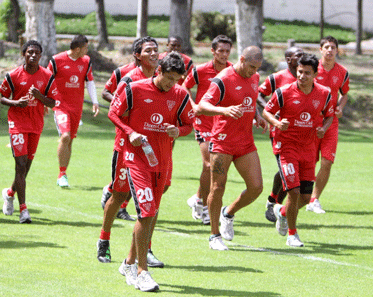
[54,109,81,139]
[209,141,257,161]
[127,167,167,218]
[111,150,130,193]
[316,124,338,163]
[276,150,315,191]
[194,115,213,143]
[10,132,40,159]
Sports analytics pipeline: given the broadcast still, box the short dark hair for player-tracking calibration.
[133,36,158,55]
[284,46,303,58]
[211,35,233,50]
[70,34,88,50]
[22,40,43,55]
[167,35,183,45]
[320,35,339,49]
[159,51,185,75]
[298,53,319,73]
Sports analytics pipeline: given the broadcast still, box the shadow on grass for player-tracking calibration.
[326,210,373,215]
[166,264,263,274]
[159,284,279,297]
[1,240,66,249]
[0,216,102,228]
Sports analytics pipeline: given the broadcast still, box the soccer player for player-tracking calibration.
[263,53,334,247]
[183,35,233,225]
[258,46,304,222]
[1,40,58,223]
[196,46,267,251]
[108,52,194,291]
[158,35,193,85]
[48,34,99,188]
[306,36,350,214]
[97,36,164,268]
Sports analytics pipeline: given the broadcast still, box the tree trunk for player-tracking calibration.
[25,0,57,67]
[355,0,363,55]
[8,0,21,43]
[95,0,111,50]
[170,0,193,55]
[235,0,263,56]
[320,0,324,40]
[136,0,148,38]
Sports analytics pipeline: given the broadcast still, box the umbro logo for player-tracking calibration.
[236,86,242,90]
[208,78,214,81]
[144,99,153,103]
[20,82,27,85]
[317,76,324,80]
[64,66,70,69]
[293,100,300,104]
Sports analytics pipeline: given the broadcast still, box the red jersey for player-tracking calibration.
[104,62,137,94]
[315,62,349,128]
[112,67,154,152]
[265,81,334,155]
[0,65,59,134]
[110,78,194,172]
[48,51,94,113]
[159,52,193,85]
[258,68,297,96]
[201,66,260,146]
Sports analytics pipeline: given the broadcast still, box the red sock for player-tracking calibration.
[7,188,15,197]
[148,240,152,250]
[280,205,287,217]
[20,204,27,212]
[100,229,110,241]
[120,201,129,209]
[289,228,297,236]
[59,167,67,178]
[310,197,316,203]
[270,192,278,200]
[107,184,113,193]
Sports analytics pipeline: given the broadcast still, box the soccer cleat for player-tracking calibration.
[286,233,304,247]
[2,188,15,216]
[209,235,228,250]
[97,239,111,263]
[147,249,164,268]
[219,206,234,241]
[119,259,138,286]
[19,209,32,224]
[116,208,135,221]
[135,270,159,292]
[274,204,288,236]
[201,206,210,225]
[57,175,69,188]
[306,199,326,214]
[187,194,203,220]
[265,201,277,223]
[101,185,112,209]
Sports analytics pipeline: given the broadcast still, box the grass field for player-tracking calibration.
[0,100,372,296]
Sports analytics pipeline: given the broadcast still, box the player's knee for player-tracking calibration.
[321,158,333,170]
[202,162,211,173]
[60,133,72,144]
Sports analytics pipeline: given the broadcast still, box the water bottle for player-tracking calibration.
[141,138,158,167]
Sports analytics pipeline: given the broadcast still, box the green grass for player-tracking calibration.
[0,100,373,296]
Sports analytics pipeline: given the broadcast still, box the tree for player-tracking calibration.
[235,0,264,56]
[320,0,324,40]
[356,0,363,55]
[136,0,148,37]
[8,0,21,43]
[25,0,56,67]
[95,0,112,50]
[169,0,193,54]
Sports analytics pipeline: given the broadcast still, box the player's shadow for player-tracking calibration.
[159,284,279,296]
[62,185,103,191]
[325,210,373,215]
[297,222,373,231]
[0,216,102,228]
[166,264,263,274]
[0,239,66,249]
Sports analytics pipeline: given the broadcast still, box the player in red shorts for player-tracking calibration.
[263,53,334,247]
[1,40,58,223]
[97,37,165,267]
[257,46,304,222]
[196,46,267,250]
[108,52,194,291]
[306,36,350,214]
[158,35,193,86]
[48,35,99,188]
[183,35,233,225]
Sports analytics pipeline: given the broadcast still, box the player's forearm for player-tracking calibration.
[256,93,267,110]
[198,101,225,116]
[178,124,193,137]
[262,109,280,127]
[108,109,134,135]
[102,88,113,103]
[337,93,348,110]
[322,116,334,132]
[0,96,15,107]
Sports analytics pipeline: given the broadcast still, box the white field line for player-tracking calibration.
[28,202,372,272]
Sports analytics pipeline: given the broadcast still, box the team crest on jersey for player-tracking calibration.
[78,65,84,72]
[37,81,44,89]
[312,100,320,109]
[167,100,176,111]
[332,76,339,84]
[251,83,258,92]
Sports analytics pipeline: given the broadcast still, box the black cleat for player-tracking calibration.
[265,202,277,223]
[97,239,111,263]
[116,208,135,221]
[147,249,164,268]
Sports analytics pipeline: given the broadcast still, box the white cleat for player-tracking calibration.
[187,194,203,220]
[306,199,325,214]
[2,188,15,216]
[19,209,32,224]
[286,233,304,247]
[201,206,210,225]
[274,204,288,236]
[119,259,138,286]
[209,235,228,250]
[57,175,69,188]
[220,206,234,241]
[135,270,159,292]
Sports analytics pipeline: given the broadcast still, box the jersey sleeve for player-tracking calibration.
[339,71,350,95]
[183,66,197,89]
[201,77,224,106]
[176,92,194,136]
[265,88,281,115]
[322,91,334,118]
[44,74,59,101]
[0,74,12,98]
[85,58,94,81]
[258,75,273,97]
[104,69,119,93]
